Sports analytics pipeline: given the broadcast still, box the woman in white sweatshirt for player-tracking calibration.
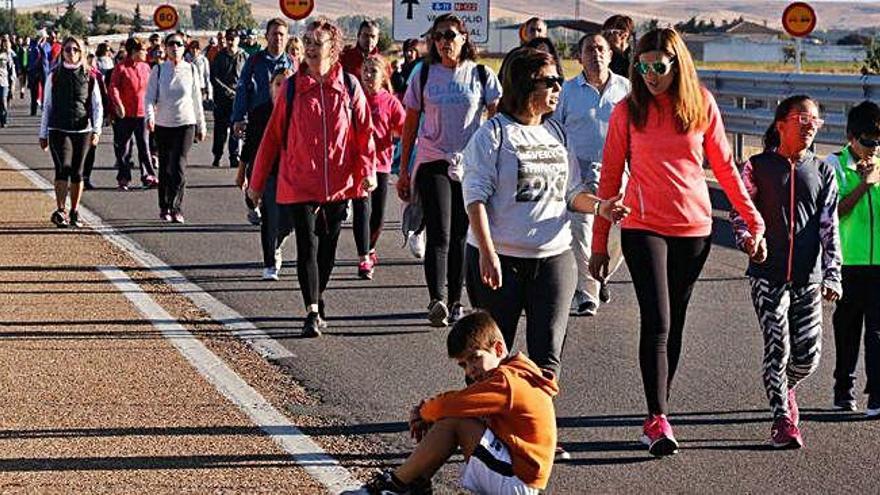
[145,31,206,224]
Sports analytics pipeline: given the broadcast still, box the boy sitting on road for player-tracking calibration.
[346,311,559,495]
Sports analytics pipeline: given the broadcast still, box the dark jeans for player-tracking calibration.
[114,117,155,183]
[0,86,8,125]
[260,173,293,268]
[212,102,241,166]
[352,172,390,255]
[833,267,880,406]
[155,125,194,213]
[288,201,348,308]
[466,245,577,377]
[28,73,41,116]
[416,161,468,304]
[621,229,712,416]
[48,130,90,183]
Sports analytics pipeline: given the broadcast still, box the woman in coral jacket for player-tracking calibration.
[590,28,766,457]
[247,18,376,338]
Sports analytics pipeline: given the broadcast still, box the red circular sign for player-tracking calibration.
[153,5,179,31]
[782,2,817,37]
[279,0,314,21]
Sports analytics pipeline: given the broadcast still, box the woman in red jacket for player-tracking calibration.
[248,18,376,338]
[589,28,766,456]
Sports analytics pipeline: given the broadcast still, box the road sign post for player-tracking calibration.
[782,2,817,74]
[393,0,490,43]
[153,4,179,31]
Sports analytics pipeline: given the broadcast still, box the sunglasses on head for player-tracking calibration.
[858,136,880,148]
[533,75,564,90]
[166,40,184,48]
[432,30,459,42]
[635,59,675,76]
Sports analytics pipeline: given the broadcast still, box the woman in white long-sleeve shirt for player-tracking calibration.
[145,31,206,224]
[38,36,103,228]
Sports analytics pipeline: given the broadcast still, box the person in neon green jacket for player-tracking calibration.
[825,100,880,418]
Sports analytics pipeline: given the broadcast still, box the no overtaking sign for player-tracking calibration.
[393,0,490,43]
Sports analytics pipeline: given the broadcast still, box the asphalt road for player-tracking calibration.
[4,101,878,494]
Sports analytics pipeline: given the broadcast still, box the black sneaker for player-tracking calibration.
[211,157,221,168]
[341,470,433,495]
[68,210,82,228]
[50,209,69,228]
[83,179,95,190]
[575,300,598,317]
[302,312,322,338]
[599,281,611,303]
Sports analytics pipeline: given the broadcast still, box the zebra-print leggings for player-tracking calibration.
[749,278,823,419]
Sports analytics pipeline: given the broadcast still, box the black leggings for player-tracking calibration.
[416,161,468,304]
[621,229,711,416]
[288,201,348,308]
[352,172,390,256]
[114,117,155,182]
[155,125,194,214]
[48,130,90,183]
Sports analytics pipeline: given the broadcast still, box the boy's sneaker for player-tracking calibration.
[358,259,375,280]
[172,212,185,224]
[342,470,433,495]
[68,210,82,228]
[833,399,858,412]
[599,281,611,303]
[50,209,69,228]
[302,312,322,338]
[159,210,172,222]
[427,300,449,327]
[788,388,799,426]
[770,416,803,449]
[449,302,466,325]
[247,207,261,225]
[640,414,679,457]
[262,266,280,281]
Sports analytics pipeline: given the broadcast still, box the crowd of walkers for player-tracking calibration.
[4,11,880,495]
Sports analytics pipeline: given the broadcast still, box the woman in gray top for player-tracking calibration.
[462,47,626,378]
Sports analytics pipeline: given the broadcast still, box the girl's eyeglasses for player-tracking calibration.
[432,30,459,42]
[533,76,564,90]
[635,59,675,76]
[858,136,880,148]
[787,113,824,128]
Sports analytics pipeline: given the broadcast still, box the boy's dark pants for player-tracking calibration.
[466,245,576,377]
[833,266,880,407]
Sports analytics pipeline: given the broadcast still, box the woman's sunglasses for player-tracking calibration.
[858,136,880,148]
[787,113,824,128]
[432,30,459,42]
[165,40,184,48]
[533,76,564,90]
[63,46,80,54]
[635,59,675,76]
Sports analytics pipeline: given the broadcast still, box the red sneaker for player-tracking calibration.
[369,250,378,267]
[770,416,803,449]
[788,388,799,427]
[640,414,679,457]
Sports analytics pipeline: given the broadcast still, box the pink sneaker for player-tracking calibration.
[788,388,799,427]
[358,259,374,280]
[369,250,378,267]
[770,416,803,449]
[640,414,679,456]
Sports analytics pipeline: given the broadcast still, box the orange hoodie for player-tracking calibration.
[419,353,559,489]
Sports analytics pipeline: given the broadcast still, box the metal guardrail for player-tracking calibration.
[698,69,880,161]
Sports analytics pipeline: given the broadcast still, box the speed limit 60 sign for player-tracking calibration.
[153,5,179,31]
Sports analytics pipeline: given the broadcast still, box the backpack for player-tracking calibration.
[418,61,488,113]
[281,69,359,150]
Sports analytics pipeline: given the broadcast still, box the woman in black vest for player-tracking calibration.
[38,36,103,228]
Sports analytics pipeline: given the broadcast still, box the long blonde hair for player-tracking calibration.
[628,28,706,133]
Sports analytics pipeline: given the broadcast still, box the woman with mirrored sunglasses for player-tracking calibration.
[145,32,207,224]
[730,94,842,449]
[398,13,502,327]
[825,100,880,419]
[590,28,765,457]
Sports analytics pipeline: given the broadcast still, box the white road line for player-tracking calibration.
[99,266,360,493]
[0,145,293,361]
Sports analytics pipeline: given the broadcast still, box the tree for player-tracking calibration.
[0,11,37,37]
[132,3,144,32]
[862,38,880,75]
[58,0,89,36]
[191,0,255,30]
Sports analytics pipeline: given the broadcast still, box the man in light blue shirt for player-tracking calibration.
[553,31,630,316]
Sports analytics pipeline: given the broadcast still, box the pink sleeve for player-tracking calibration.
[390,95,406,135]
[702,89,765,238]
[591,101,629,255]
[250,78,287,194]
[352,82,376,186]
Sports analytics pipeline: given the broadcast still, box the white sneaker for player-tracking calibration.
[262,267,279,281]
[449,303,466,324]
[247,207,261,225]
[408,231,426,259]
[427,299,449,327]
[867,407,880,419]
